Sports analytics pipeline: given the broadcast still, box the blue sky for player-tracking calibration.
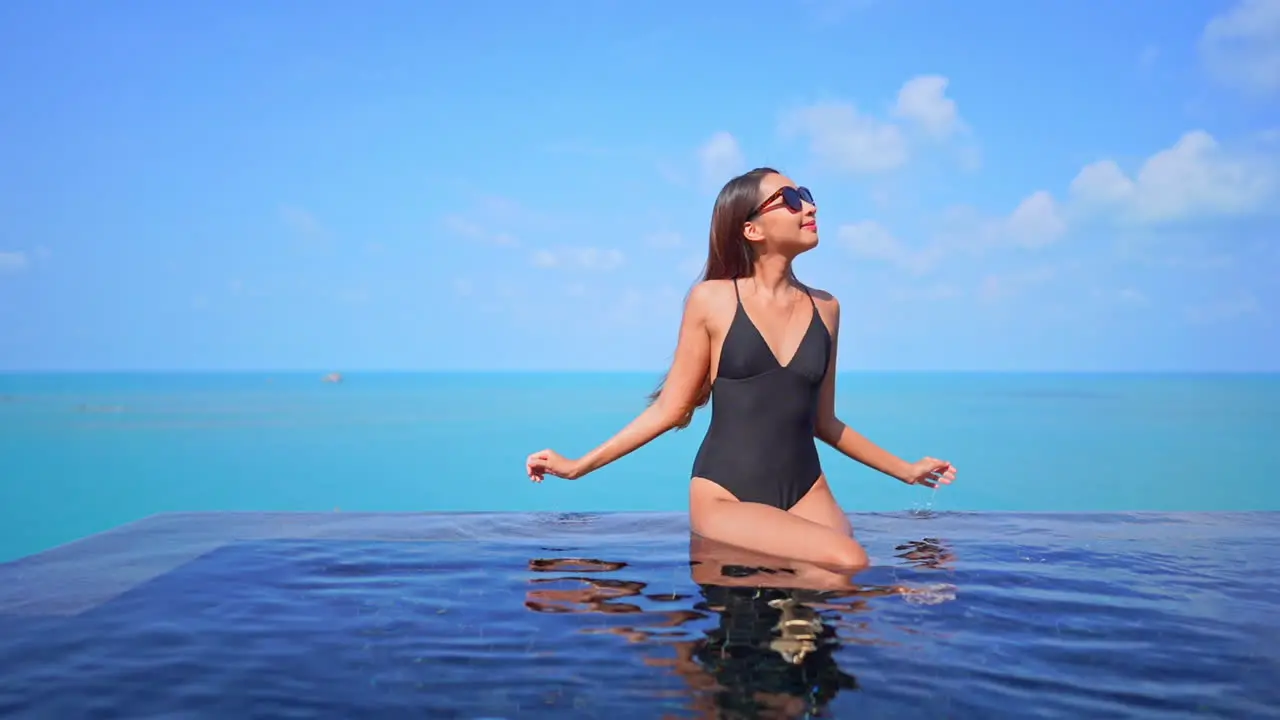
[1,0,1277,372]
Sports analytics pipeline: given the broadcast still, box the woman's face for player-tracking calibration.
[744,173,819,255]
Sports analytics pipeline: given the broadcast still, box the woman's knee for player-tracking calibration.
[821,538,869,571]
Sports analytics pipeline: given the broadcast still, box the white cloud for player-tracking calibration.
[839,187,1066,276]
[784,74,970,174]
[697,131,745,191]
[440,195,551,247]
[1068,130,1275,224]
[530,246,625,272]
[1199,0,1280,97]
[784,101,908,173]
[892,75,962,139]
[1005,191,1067,248]
[0,251,29,273]
[575,247,625,270]
[839,220,943,274]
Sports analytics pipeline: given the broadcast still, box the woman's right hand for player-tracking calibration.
[898,456,957,488]
[526,449,582,482]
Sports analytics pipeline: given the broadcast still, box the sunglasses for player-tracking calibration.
[748,185,815,219]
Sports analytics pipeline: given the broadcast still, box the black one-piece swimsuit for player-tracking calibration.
[691,279,832,510]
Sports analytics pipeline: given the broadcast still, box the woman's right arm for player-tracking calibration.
[559,283,713,480]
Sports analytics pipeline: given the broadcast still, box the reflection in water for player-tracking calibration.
[525,536,957,718]
[895,537,956,570]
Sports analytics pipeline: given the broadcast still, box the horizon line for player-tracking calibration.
[1,368,1277,376]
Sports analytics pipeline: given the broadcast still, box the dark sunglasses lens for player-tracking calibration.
[780,186,814,211]
[781,187,804,211]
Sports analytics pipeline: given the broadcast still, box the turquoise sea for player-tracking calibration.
[1,371,1277,563]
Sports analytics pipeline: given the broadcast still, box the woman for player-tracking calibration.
[525,167,957,573]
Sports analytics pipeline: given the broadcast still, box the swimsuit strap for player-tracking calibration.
[800,282,817,309]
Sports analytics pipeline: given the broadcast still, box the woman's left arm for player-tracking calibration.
[813,296,955,488]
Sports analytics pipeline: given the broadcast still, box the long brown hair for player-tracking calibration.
[647,166,787,429]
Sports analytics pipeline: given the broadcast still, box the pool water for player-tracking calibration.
[1,511,1277,718]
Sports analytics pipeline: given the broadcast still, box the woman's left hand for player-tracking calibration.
[899,457,957,488]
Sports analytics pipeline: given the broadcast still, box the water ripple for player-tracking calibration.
[0,511,1277,718]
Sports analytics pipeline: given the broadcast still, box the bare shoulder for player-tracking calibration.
[680,279,739,336]
[685,279,737,317]
[803,284,841,332]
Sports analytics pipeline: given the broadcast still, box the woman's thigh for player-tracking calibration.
[787,475,853,536]
[689,477,868,573]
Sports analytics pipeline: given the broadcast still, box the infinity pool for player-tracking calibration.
[1,511,1277,718]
